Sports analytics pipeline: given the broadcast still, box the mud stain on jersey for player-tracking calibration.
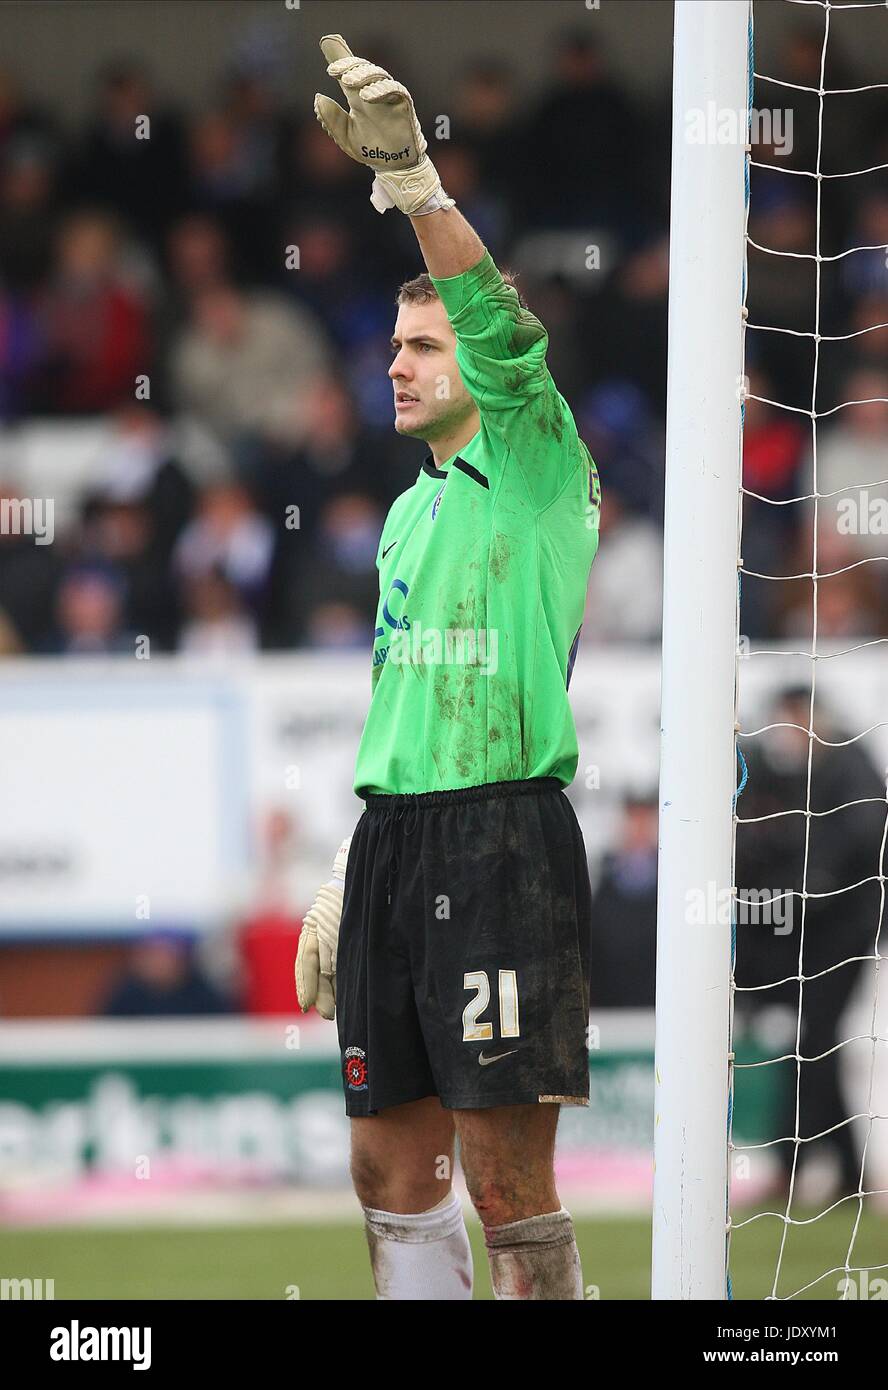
[489,533,511,583]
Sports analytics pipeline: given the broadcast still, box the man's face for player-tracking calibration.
[388,298,477,444]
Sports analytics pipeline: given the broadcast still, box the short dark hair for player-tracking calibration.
[396,268,528,310]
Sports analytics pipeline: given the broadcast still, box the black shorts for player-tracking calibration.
[336,777,592,1116]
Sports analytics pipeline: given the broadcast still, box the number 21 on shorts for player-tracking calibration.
[462,969,520,1042]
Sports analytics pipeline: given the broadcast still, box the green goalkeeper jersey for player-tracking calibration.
[353,250,601,797]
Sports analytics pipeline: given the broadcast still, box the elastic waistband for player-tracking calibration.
[362,776,563,811]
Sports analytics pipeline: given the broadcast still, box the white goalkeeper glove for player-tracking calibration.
[295,834,352,1021]
[313,34,455,216]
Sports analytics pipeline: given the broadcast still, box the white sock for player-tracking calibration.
[484,1206,583,1300]
[362,1190,473,1300]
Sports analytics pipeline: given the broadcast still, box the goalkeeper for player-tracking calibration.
[297,34,601,1301]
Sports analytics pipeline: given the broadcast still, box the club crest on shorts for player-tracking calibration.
[344,1045,368,1091]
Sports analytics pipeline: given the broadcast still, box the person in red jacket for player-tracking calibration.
[33,209,150,413]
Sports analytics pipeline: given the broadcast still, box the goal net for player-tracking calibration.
[730,0,888,1300]
[654,0,888,1300]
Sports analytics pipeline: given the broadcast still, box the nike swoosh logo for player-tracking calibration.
[478,1049,518,1067]
[382,541,398,559]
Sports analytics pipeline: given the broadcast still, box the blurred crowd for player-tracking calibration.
[1,24,884,655]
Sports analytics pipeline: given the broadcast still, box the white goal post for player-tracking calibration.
[652,0,751,1299]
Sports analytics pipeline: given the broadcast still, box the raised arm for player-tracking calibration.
[313,33,595,508]
[409,206,484,279]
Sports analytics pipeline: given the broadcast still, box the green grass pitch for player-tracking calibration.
[3,1207,886,1299]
